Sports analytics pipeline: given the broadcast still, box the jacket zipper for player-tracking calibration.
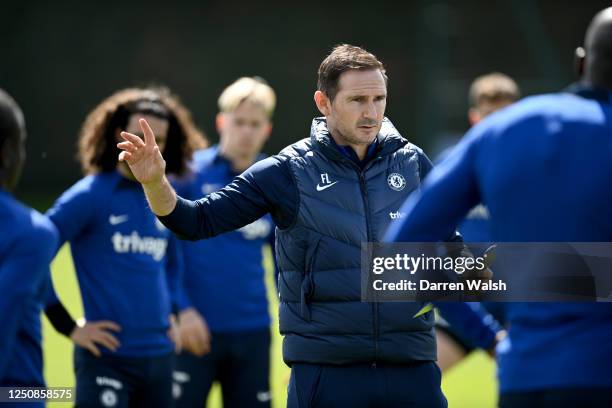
[320,137,399,367]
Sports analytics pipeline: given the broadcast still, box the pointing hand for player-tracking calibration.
[117,118,166,185]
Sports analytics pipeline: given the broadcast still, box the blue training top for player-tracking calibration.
[0,188,58,386]
[175,146,275,332]
[385,84,612,391]
[46,171,182,357]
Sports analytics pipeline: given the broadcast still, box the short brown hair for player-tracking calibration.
[468,72,520,109]
[317,44,387,101]
[78,87,207,176]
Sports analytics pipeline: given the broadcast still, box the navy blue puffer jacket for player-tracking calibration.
[277,117,437,365]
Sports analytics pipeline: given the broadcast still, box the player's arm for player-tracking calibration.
[162,173,212,357]
[173,241,194,314]
[384,130,483,243]
[413,149,492,282]
[168,237,212,357]
[46,176,99,249]
[164,235,185,353]
[43,274,76,336]
[118,118,295,241]
[45,180,122,357]
[161,157,289,240]
[44,275,121,357]
[164,234,184,316]
[388,135,502,349]
[435,302,504,352]
[0,218,57,379]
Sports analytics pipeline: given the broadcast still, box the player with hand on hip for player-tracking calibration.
[45,87,206,408]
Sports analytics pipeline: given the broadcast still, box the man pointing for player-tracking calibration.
[118,45,496,407]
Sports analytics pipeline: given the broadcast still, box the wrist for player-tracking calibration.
[142,176,177,216]
[69,317,86,339]
[142,175,167,190]
[179,307,195,319]
[488,330,507,356]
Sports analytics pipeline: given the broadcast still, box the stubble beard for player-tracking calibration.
[330,121,378,147]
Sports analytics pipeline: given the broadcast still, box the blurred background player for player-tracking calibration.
[435,72,520,372]
[0,89,58,407]
[172,77,276,408]
[436,72,520,243]
[45,87,206,407]
[385,7,612,407]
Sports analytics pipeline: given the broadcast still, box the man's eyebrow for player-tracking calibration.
[345,92,387,98]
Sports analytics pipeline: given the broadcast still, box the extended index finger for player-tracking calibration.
[139,118,157,146]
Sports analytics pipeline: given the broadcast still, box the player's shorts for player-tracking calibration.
[73,346,173,408]
[173,327,271,408]
[499,387,612,408]
[287,361,447,408]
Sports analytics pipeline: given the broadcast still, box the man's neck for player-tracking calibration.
[344,143,368,161]
[583,75,612,92]
[327,127,371,161]
[218,146,257,173]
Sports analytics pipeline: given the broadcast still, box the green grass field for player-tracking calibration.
[43,245,498,408]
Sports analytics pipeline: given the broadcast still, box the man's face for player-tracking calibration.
[123,113,169,152]
[323,69,387,145]
[217,101,271,158]
[469,98,514,125]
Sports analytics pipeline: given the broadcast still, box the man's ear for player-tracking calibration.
[264,122,273,139]
[0,142,7,173]
[1,138,15,169]
[0,138,16,188]
[468,108,481,126]
[215,113,226,133]
[314,91,331,116]
[574,47,586,78]
[257,121,273,145]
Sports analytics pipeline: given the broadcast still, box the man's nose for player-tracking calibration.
[363,100,378,119]
[238,129,255,140]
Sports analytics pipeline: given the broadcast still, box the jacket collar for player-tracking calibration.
[309,117,408,166]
